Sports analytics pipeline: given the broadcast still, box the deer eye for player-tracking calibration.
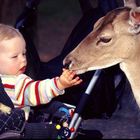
[100,37,111,43]
[96,36,112,45]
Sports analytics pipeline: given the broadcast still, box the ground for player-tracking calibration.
[81,80,140,139]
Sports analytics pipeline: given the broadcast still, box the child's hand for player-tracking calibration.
[57,68,82,90]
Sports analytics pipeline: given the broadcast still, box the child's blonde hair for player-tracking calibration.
[0,24,23,41]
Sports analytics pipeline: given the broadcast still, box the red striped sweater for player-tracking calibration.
[1,74,64,120]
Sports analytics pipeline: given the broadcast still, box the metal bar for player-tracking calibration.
[68,70,102,139]
[69,116,82,139]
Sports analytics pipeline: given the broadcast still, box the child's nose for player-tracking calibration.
[21,55,26,63]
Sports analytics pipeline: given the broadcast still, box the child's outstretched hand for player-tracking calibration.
[57,68,83,90]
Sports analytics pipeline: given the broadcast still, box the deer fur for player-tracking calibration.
[63,0,140,108]
[123,0,137,8]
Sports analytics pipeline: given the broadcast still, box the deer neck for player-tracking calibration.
[120,59,140,107]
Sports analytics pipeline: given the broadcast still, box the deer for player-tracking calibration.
[63,0,140,108]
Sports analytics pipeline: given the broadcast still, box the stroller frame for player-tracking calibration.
[68,70,102,139]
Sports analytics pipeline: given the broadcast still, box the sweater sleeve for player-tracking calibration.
[16,74,64,106]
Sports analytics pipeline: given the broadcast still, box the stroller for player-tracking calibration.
[0,0,126,139]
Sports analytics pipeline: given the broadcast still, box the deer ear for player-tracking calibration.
[123,0,137,9]
[128,7,140,34]
[94,16,105,29]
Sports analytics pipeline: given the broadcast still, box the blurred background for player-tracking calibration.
[0,0,139,62]
[37,0,82,62]
[0,0,83,62]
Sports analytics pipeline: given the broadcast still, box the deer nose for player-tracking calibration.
[63,56,72,69]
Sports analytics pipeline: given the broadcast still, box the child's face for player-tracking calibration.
[0,37,27,75]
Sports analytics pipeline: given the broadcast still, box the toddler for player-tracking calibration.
[0,24,82,138]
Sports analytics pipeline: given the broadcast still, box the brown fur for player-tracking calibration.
[63,3,140,108]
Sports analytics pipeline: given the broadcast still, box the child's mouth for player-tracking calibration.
[19,66,26,73]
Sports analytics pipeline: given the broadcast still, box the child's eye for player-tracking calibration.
[11,55,18,58]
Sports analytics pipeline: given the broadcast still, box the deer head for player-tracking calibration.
[63,6,140,75]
